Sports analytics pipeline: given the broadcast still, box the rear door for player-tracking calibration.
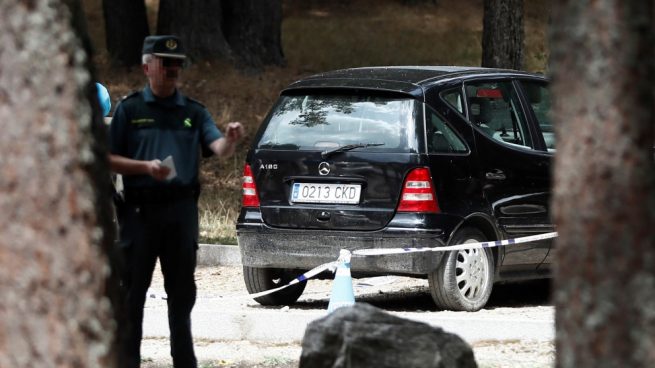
[252,93,421,231]
[515,79,556,267]
[423,104,480,217]
[464,79,552,269]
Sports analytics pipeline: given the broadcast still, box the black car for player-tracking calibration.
[237,66,554,311]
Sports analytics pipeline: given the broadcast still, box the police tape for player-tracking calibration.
[238,232,558,299]
[244,260,339,300]
[352,231,558,256]
[147,260,339,301]
[145,232,559,301]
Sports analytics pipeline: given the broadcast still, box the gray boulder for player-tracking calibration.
[300,303,477,368]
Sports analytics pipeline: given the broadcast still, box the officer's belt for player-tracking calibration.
[124,185,199,204]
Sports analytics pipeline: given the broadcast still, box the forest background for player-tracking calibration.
[84,0,550,244]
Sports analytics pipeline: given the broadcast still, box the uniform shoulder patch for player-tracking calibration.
[121,91,141,101]
[185,96,206,108]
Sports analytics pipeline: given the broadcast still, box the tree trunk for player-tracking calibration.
[481,0,524,69]
[549,1,655,367]
[0,0,117,366]
[103,0,150,67]
[156,0,285,68]
[157,0,232,60]
[223,0,286,68]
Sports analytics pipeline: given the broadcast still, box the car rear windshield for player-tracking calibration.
[257,94,420,152]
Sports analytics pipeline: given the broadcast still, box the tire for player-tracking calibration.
[243,266,307,306]
[428,227,494,311]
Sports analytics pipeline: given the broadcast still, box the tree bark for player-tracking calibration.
[0,0,116,366]
[481,0,524,69]
[157,0,233,61]
[102,0,150,67]
[549,1,655,367]
[223,0,286,68]
[156,0,285,69]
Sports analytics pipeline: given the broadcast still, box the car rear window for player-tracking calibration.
[257,94,419,152]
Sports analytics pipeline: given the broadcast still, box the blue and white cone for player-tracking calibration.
[327,249,355,313]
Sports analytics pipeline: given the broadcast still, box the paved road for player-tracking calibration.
[145,302,554,344]
[143,270,554,344]
[140,246,554,366]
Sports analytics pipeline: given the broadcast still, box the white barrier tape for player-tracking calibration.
[148,260,340,301]
[352,232,558,256]
[171,232,557,301]
[244,260,339,300]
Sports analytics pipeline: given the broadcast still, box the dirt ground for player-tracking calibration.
[141,265,555,368]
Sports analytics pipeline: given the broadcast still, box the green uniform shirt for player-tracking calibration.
[109,86,222,189]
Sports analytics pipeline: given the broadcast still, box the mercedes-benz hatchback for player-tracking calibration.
[237,66,554,311]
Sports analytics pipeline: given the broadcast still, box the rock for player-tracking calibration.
[299,303,477,368]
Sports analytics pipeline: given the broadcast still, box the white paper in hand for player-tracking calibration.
[161,155,177,180]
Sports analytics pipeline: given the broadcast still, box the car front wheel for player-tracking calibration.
[243,266,307,306]
[428,227,494,311]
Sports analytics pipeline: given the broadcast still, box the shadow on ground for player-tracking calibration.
[267,278,552,312]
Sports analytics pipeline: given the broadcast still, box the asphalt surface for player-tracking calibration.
[143,244,554,345]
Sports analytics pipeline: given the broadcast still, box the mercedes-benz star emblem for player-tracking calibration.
[318,162,331,176]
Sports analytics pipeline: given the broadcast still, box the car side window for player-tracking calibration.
[520,80,554,152]
[426,106,468,154]
[465,81,534,149]
[441,88,465,114]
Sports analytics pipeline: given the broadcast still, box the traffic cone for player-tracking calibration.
[327,249,355,313]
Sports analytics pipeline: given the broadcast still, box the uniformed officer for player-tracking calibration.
[108,35,244,368]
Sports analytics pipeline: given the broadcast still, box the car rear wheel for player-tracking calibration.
[243,266,307,306]
[428,227,494,311]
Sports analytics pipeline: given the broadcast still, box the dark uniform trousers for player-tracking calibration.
[118,195,199,368]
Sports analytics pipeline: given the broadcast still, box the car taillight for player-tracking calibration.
[242,164,260,207]
[397,167,440,213]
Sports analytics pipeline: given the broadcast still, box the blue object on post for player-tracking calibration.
[96,82,111,117]
[327,249,355,313]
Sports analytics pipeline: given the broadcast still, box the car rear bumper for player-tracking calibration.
[237,215,454,275]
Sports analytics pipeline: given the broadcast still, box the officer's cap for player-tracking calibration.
[142,35,186,59]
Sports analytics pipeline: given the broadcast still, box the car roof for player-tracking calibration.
[283,66,545,97]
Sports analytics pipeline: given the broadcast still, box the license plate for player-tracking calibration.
[291,183,361,204]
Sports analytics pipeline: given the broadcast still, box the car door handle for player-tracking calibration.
[485,169,506,181]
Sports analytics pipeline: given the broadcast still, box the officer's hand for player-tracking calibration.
[225,122,244,142]
[147,159,171,181]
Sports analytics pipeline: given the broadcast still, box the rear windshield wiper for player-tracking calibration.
[321,143,385,158]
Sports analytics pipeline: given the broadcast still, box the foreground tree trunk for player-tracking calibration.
[103,0,150,66]
[550,1,655,367]
[481,0,524,69]
[0,0,116,366]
